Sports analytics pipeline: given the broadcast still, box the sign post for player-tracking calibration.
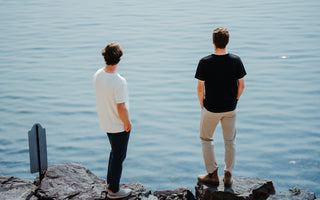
[28,123,48,181]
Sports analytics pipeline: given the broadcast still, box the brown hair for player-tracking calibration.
[212,27,229,49]
[102,42,123,65]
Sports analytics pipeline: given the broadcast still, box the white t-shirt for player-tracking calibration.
[93,68,129,133]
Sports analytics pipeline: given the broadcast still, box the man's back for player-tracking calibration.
[195,53,246,112]
[93,68,128,133]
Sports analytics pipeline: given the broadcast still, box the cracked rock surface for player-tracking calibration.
[36,162,107,200]
[0,174,37,200]
[267,188,316,200]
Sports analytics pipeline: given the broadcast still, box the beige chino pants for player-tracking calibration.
[200,107,236,173]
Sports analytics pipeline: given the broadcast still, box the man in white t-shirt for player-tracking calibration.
[93,42,132,199]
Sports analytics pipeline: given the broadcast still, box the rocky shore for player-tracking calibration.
[0,163,316,200]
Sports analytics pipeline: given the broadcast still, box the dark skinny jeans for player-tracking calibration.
[107,130,130,193]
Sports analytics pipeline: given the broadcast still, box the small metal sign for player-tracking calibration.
[28,123,48,180]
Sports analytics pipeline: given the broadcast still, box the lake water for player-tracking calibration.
[1,0,319,197]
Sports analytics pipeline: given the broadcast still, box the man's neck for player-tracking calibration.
[214,48,227,55]
[104,64,117,73]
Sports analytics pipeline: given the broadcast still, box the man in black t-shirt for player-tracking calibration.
[195,27,246,187]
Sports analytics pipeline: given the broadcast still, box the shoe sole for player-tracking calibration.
[107,189,131,199]
[107,193,131,199]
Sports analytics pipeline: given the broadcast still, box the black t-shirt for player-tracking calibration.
[195,53,247,113]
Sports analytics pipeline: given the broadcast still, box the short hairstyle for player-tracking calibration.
[102,42,123,65]
[212,27,229,49]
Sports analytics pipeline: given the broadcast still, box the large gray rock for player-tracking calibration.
[153,187,195,200]
[36,162,107,200]
[35,163,158,200]
[0,174,38,200]
[267,188,316,200]
[195,177,275,200]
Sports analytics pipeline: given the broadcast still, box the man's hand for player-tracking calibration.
[124,121,132,132]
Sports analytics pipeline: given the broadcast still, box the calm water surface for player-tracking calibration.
[1,0,320,196]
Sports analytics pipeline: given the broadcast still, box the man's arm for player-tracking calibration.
[117,102,131,132]
[197,80,205,108]
[237,78,245,100]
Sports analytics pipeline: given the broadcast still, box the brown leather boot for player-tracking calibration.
[197,168,219,185]
[223,171,233,187]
